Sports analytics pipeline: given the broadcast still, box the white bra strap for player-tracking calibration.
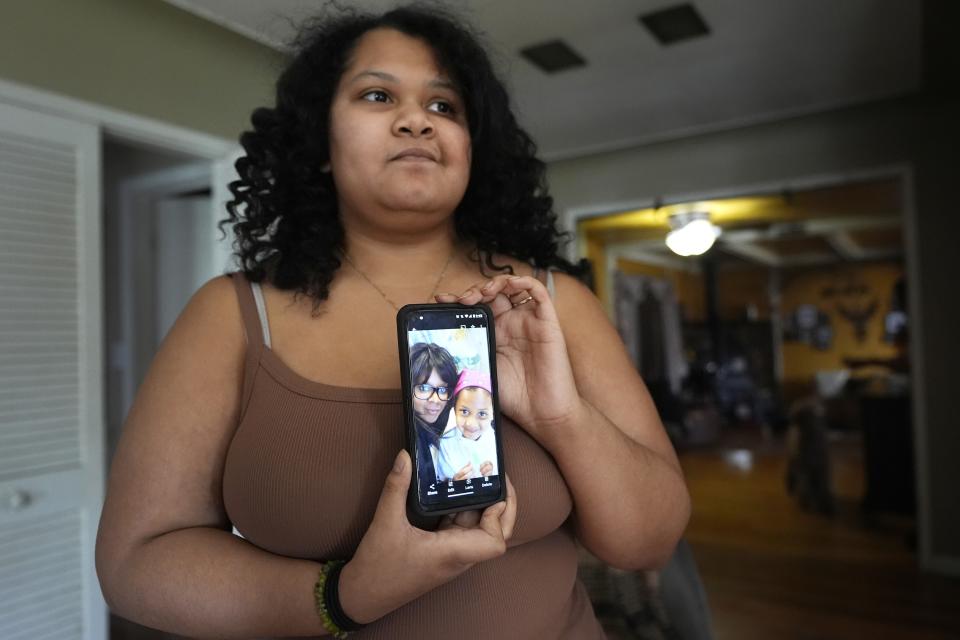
[532,266,556,300]
[249,282,272,348]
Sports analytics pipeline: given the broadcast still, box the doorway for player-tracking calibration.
[578,176,912,499]
[102,140,219,467]
[572,174,958,636]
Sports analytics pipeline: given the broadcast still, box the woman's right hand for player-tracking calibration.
[337,450,516,624]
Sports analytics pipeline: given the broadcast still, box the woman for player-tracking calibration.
[408,342,457,486]
[95,6,690,638]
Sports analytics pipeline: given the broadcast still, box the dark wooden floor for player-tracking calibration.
[681,430,960,640]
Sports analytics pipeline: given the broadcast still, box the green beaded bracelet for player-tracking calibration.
[314,561,364,638]
[314,562,348,638]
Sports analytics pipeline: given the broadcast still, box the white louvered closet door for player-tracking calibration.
[0,101,105,640]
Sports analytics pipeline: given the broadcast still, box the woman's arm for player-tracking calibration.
[546,273,690,569]
[438,273,690,570]
[96,276,332,638]
[96,277,516,638]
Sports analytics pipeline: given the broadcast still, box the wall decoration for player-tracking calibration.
[884,277,908,344]
[818,271,880,344]
[784,304,833,351]
[837,298,879,343]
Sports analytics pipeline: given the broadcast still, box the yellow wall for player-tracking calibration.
[780,262,903,390]
[613,260,777,324]
[585,235,608,308]
[614,258,904,400]
[614,259,773,324]
[717,268,772,321]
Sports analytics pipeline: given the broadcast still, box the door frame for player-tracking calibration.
[0,77,238,639]
[0,78,234,158]
[0,79,238,422]
[562,163,943,575]
[116,162,213,423]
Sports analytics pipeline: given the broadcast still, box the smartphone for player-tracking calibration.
[397,303,506,520]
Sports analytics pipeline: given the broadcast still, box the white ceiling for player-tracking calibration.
[162,0,922,160]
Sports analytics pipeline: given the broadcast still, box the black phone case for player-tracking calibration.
[397,303,507,522]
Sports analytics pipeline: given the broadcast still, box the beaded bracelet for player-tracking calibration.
[314,560,365,638]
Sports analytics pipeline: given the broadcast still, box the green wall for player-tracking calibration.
[0,0,288,141]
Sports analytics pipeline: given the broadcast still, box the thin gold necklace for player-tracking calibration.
[342,252,455,311]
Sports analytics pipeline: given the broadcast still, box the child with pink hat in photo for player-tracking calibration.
[436,368,499,482]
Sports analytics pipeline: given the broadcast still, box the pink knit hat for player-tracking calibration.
[453,368,492,397]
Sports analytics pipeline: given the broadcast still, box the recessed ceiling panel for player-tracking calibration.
[519,40,587,73]
[162,0,922,160]
[639,4,711,46]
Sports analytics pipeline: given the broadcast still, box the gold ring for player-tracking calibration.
[512,295,534,307]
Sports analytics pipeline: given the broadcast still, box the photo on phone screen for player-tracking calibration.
[399,304,505,515]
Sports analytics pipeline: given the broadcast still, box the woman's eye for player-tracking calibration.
[478,411,489,419]
[459,409,469,416]
[427,100,454,115]
[361,90,390,103]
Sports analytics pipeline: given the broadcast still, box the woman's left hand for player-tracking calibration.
[436,275,581,444]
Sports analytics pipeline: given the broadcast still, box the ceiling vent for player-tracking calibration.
[639,4,710,45]
[520,40,586,73]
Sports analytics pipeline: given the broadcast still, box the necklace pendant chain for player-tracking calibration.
[344,252,455,312]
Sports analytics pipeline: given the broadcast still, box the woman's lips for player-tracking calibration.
[392,148,438,162]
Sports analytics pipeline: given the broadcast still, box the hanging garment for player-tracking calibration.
[614,272,688,394]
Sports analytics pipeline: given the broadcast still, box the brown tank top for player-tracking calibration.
[222,272,605,639]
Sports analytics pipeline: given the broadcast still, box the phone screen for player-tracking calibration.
[402,305,504,513]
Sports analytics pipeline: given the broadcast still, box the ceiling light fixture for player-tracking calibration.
[665,211,721,256]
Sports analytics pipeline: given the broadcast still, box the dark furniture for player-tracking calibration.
[860,393,915,515]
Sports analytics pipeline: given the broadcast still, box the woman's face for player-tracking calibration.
[328,28,472,236]
[413,368,451,424]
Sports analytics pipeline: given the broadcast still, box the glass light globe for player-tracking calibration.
[665,218,721,256]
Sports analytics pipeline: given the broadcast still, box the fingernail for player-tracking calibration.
[481,280,494,290]
[393,451,406,473]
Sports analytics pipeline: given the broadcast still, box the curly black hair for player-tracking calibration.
[221,3,578,306]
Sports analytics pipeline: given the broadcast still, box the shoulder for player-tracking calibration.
[182,274,244,329]
[550,271,603,319]
[548,271,625,357]
[195,273,242,307]
[163,275,247,359]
